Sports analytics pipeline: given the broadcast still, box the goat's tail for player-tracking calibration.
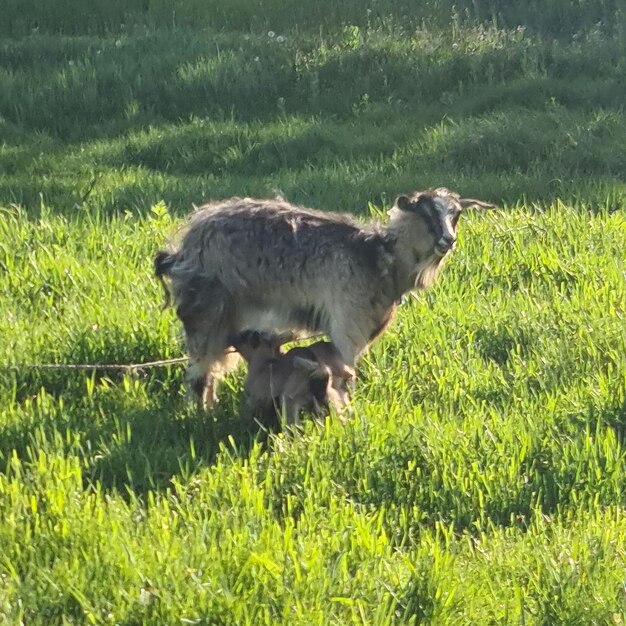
[154,249,177,308]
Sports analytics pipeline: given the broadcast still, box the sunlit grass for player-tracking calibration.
[2,0,626,622]
[2,199,626,623]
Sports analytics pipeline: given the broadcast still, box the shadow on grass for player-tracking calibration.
[1,24,626,214]
[319,391,626,541]
[85,398,269,496]
[0,370,275,498]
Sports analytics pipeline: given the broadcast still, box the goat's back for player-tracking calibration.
[170,197,395,292]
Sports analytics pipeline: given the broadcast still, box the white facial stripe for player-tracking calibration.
[442,212,455,239]
[432,199,456,244]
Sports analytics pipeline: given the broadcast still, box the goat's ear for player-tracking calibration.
[395,195,412,212]
[266,331,292,355]
[459,198,496,210]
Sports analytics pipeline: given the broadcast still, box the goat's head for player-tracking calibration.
[284,357,334,417]
[304,341,354,406]
[389,187,494,289]
[394,187,494,257]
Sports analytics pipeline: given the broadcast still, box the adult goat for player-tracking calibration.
[155,188,493,407]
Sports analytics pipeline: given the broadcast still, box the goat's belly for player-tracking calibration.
[238,308,293,332]
[236,302,325,338]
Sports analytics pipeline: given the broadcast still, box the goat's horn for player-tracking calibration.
[459,198,496,210]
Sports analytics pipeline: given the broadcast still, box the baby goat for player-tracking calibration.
[287,339,355,406]
[155,188,493,407]
[233,331,351,427]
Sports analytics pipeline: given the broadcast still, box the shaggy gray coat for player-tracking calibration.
[155,188,493,406]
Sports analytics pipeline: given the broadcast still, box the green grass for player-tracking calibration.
[2,1,626,623]
[2,5,626,214]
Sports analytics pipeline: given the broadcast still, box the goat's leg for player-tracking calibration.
[177,279,235,410]
[183,313,234,410]
[186,348,241,410]
[282,398,301,428]
[185,357,212,408]
[328,323,367,374]
[185,350,224,410]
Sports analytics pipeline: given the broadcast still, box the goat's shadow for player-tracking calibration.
[0,372,280,498]
[86,402,265,496]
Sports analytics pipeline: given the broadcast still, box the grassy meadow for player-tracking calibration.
[1,0,626,623]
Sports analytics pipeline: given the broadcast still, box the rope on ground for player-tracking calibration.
[1,356,189,373]
[1,335,324,375]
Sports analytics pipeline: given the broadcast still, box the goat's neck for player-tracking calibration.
[386,210,423,298]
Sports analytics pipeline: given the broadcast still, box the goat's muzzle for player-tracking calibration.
[435,235,457,257]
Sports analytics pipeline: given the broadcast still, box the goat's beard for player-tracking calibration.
[413,254,447,290]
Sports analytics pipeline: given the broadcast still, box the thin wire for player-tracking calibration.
[1,335,325,374]
[1,356,188,373]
